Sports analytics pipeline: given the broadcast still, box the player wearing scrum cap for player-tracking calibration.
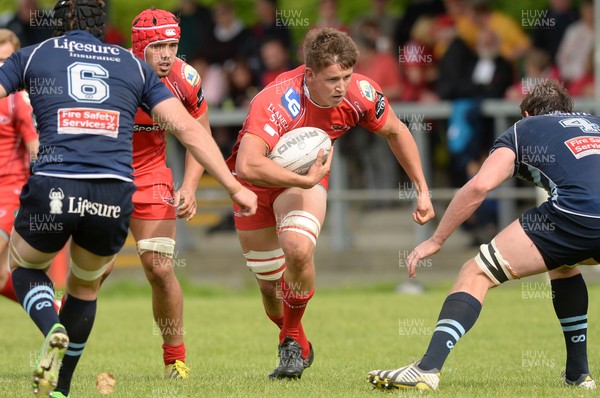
[0,1,256,396]
[105,8,207,381]
[226,27,434,379]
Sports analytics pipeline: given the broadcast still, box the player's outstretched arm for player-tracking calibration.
[377,111,434,225]
[152,97,257,216]
[174,114,211,221]
[406,147,516,278]
[235,133,333,189]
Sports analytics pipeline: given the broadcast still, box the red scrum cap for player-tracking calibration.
[131,8,180,60]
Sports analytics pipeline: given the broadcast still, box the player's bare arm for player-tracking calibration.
[25,139,39,162]
[235,133,333,189]
[174,113,209,221]
[152,98,257,216]
[406,147,516,278]
[376,110,434,225]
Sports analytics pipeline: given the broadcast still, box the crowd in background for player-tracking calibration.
[1,0,595,241]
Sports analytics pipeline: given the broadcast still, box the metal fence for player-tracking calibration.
[202,98,599,250]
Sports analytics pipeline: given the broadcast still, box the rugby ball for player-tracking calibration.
[268,127,331,175]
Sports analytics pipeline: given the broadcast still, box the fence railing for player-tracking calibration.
[201,98,599,250]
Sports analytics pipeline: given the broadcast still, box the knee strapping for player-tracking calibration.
[137,237,175,258]
[70,256,114,281]
[244,248,286,281]
[475,239,520,285]
[8,240,51,270]
[277,210,321,245]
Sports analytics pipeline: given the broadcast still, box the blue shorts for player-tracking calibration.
[14,175,136,256]
[520,202,600,270]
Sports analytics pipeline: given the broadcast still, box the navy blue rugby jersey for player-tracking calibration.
[0,30,173,181]
[492,112,600,218]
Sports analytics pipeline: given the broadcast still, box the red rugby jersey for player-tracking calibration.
[226,65,389,172]
[0,91,37,186]
[132,57,207,175]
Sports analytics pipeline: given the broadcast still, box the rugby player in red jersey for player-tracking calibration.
[0,29,38,305]
[0,2,255,396]
[125,8,208,380]
[226,27,434,379]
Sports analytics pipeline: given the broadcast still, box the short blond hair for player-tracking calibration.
[303,27,358,72]
[0,29,20,51]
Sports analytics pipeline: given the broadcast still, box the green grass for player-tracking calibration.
[1,279,599,397]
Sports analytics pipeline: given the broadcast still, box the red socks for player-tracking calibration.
[279,279,314,359]
[0,273,18,303]
[267,311,309,354]
[162,342,186,365]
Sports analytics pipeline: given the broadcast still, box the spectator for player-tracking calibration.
[298,0,351,62]
[531,0,579,63]
[203,58,260,234]
[394,0,446,49]
[314,0,350,33]
[437,28,513,243]
[437,29,513,100]
[251,0,292,49]
[470,29,514,98]
[567,52,594,98]
[188,54,229,108]
[103,0,125,46]
[556,0,594,84]
[456,0,531,62]
[259,37,295,88]
[207,0,254,66]
[354,30,403,101]
[172,0,214,60]
[431,0,469,60]
[352,0,399,53]
[350,32,405,207]
[3,0,52,46]
[441,28,513,168]
[223,58,260,108]
[505,48,560,101]
[400,16,439,102]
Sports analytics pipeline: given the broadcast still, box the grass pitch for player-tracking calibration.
[1,278,598,397]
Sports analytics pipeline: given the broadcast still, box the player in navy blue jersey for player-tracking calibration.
[0,1,256,397]
[367,79,597,391]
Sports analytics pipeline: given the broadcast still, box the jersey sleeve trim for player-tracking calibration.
[128,52,146,83]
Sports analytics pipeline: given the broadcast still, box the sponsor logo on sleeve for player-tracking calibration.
[375,91,386,119]
[57,107,120,138]
[358,80,375,102]
[263,124,278,137]
[564,136,600,159]
[183,64,200,87]
[281,87,301,119]
[196,87,205,108]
